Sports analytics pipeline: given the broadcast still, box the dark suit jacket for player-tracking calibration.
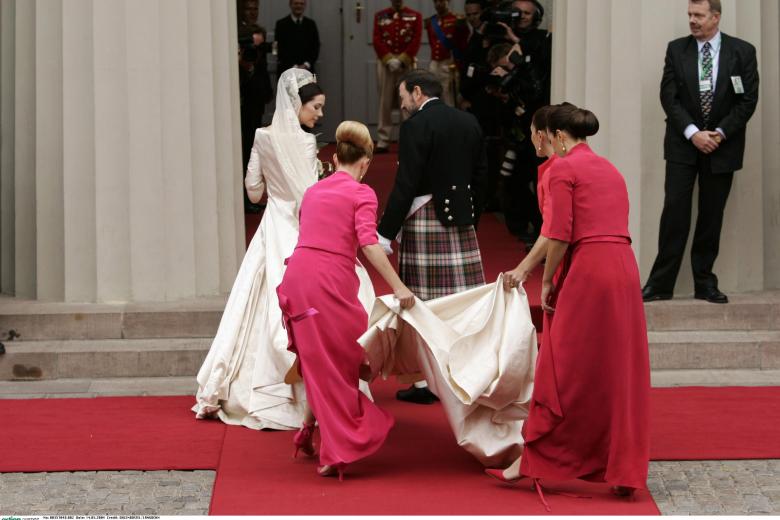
[274,15,320,74]
[377,99,487,240]
[660,32,759,173]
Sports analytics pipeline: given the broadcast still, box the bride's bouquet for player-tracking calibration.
[315,133,334,180]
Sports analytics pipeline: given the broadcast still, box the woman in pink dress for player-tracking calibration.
[277,121,415,480]
[488,104,651,502]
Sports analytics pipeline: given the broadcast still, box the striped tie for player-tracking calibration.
[700,42,713,125]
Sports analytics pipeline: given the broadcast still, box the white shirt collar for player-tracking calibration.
[291,14,303,23]
[697,30,721,53]
[419,97,439,110]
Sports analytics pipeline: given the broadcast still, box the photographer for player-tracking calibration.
[501,1,551,97]
[486,40,547,243]
[459,0,503,211]
[239,24,273,211]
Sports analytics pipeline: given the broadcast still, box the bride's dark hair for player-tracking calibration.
[298,82,324,105]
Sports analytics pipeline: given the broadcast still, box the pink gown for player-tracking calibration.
[520,143,651,490]
[277,171,394,467]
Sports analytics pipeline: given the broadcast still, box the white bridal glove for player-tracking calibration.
[387,58,403,72]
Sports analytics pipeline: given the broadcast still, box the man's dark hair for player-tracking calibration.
[486,43,512,68]
[400,70,443,98]
[691,0,722,14]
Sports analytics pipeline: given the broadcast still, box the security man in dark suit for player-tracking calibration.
[643,0,759,304]
[274,0,320,75]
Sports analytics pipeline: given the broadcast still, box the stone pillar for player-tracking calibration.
[551,0,780,294]
[0,0,245,303]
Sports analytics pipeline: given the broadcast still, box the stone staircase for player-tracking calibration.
[0,297,223,397]
[1,291,779,397]
[645,291,780,386]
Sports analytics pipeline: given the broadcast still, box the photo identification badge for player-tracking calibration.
[731,75,745,94]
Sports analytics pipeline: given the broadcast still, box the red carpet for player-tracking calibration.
[3,386,780,514]
[209,377,657,515]
[0,396,226,472]
[650,386,780,460]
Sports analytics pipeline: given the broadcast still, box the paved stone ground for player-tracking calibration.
[2,461,779,515]
[0,470,214,515]
[649,460,780,515]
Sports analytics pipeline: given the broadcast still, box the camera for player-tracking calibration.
[497,49,525,90]
[480,7,520,40]
[239,35,258,63]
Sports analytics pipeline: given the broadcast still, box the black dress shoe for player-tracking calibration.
[396,385,439,405]
[642,286,673,302]
[694,287,728,304]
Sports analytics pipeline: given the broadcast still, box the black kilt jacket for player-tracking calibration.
[377,99,487,240]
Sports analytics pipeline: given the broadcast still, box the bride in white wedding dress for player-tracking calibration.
[193,68,375,430]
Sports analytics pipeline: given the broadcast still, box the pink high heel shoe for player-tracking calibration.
[293,423,316,458]
[317,463,346,481]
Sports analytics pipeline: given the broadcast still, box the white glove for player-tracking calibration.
[387,58,402,72]
[378,235,394,255]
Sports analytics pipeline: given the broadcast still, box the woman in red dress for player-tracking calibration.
[277,121,415,480]
[503,103,561,290]
[488,104,651,500]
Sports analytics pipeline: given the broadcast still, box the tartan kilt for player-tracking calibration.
[399,201,485,301]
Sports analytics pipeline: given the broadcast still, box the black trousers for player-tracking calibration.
[646,158,733,292]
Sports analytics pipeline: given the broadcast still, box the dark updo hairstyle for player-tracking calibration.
[531,105,554,132]
[532,102,575,132]
[298,82,324,106]
[547,102,599,139]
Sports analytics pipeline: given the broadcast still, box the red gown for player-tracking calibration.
[536,155,557,352]
[521,143,650,490]
[277,172,394,467]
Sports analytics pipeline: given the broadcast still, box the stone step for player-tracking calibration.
[2,329,779,382]
[3,292,779,341]
[2,369,780,399]
[0,297,226,341]
[644,292,780,331]
[648,330,780,370]
[0,376,197,399]
[650,369,780,388]
[0,338,210,380]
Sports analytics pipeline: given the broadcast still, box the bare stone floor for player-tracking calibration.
[1,461,780,515]
[0,470,214,516]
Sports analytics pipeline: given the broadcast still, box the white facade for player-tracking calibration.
[0,0,778,303]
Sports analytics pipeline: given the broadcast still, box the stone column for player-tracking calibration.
[551,0,780,294]
[0,0,245,303]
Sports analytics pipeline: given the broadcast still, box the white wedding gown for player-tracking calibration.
[193,69,374,430]
[359,275,537,467]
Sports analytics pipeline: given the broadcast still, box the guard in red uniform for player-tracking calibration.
[424,0,467,106]
[373,0,422,152]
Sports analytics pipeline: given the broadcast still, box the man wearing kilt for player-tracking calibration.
[378,69,487,404]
